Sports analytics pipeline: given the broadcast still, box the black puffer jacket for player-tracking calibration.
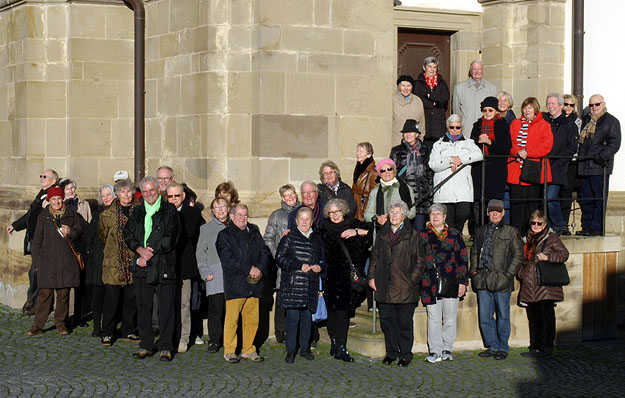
[390,141,434,214]
[543,112,579,185]
[578,112,621,176]
[317,180,357,217]
[276,228,324,310]
[123,200,179,285]
[216,222,270,300]
[11,187,51,255]
[413,73,450,140]
[176,204,205,280]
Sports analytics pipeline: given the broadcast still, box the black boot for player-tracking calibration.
[334,344,354,362]
[330,339,337,357]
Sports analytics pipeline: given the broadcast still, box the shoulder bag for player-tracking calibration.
[436,269,459,298]
[520,158,542,185]
[536,261,570,286]
[339,239,367,292]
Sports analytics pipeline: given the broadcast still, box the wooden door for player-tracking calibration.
[397,29,452,86]
[582,252,617,340]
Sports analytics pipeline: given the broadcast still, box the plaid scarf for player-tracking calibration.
[426,221,448,241]
[323,180,340,194]
[516,116,530,164]
[115,202,136,284]
[404,139,425,177]
[479,114,500,155]
[580,108,607,144]
[425,73,438,89]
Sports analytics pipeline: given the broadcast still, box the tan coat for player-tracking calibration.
[392,91,426,146]
[351,160,378,221]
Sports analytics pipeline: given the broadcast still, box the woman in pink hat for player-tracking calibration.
[364,158,416,227]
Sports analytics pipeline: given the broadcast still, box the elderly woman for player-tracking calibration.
[390,119,434,231]
[419,204,469,363]
[560,94,583,235]
[87,185,116,337]
[275,207,324,363]
[317,160,357,217]
[497,91,516,125]
[413,56,450,148]
[215,181,239,205]
[321,198,372,362]
[264,184,300,343]
[429,114,483,233]
[364,158,416,226]
[368,200,425,367]
[562,94,583,133]
[518,210,569,357]
[352,142,378,222]
[98,179,139,346]
[471,97,512,226]
[26,186,83,336]
[393,75,426,145]
[59,178,92,223]
[508,97,553,232]
[196,197,230,354]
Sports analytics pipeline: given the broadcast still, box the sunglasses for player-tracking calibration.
[589,102,603,108]
[167,194,182,199]
[530,221,544,226]
[563,103,575,107]
[380,167,394,173]
[449,126,462,130]
[40,175,49,179]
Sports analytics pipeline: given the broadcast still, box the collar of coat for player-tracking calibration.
[378,219,413,243]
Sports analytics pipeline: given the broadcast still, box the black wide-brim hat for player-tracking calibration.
[400,119,420,133]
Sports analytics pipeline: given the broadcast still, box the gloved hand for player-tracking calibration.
[593,155,607,167]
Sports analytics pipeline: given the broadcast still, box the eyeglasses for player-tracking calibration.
[563,103,575,107]
[157,177,172,181]
[167,194,182,199]
[449,126,462,130]
[322,171,336,175]
[589,102,604,108]
[212,206,228,211]
[530,221,544,226]
[380,167,394,173]
[328,210,342,215]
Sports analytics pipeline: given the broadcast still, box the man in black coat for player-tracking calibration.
[543,93,579,234]
[6,169,59,315]
[216,204,270,363]
[576,94,621,236]
[124,176,179,362]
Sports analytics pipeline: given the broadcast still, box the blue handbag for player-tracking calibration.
[312,278,327,322]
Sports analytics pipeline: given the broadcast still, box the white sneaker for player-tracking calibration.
[442,350,453,361]
[425,353,442,363]
[194,336,204,345]
[178,342,188,353]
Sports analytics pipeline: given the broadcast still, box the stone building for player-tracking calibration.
[0,0,622,346]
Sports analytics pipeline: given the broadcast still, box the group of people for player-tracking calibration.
[6,57,620,367]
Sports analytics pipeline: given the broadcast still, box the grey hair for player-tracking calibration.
[296,206,313,220]
[139,176,158,191]
[99,184,116,203]
[323,198,350,218]
[428,203,448,215]
[357,142,374,156]
[156,165,174,176]
[446,114,463,129]
[229,203,248,216]
[388,200,409,217]
[165,182,184,193]
[497,91,514,107]
[319,160,341,181]
[279,184,296,197]
[44,169,59,183]
[470,59,484,69]
[114,179,135,194]
[423,56,439,68]
[546,92,563,106]
[300,181,318,193]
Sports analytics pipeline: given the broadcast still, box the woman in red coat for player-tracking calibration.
[508,97,553,233]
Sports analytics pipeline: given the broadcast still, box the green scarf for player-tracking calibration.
[143,195,161,247]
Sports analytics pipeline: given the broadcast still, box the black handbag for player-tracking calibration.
[519,158,542,184]
[436,270,459,298]
[339,240,367,292]
[536,261,570,286]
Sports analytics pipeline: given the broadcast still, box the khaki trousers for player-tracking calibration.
[223,297,259,355]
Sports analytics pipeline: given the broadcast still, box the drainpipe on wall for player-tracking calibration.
[573,0,584,116]
[123,0,146,184]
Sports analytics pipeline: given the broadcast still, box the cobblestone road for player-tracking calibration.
[1,305,623,397]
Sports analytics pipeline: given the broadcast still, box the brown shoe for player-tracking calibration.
[56,325,69,335]
[26,325,43,336]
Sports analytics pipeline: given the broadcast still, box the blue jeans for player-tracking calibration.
[503,188,511,225]
[546,184,564,232]
[285,308,312,353]
[477,290,511,352]
[579,175,609,232]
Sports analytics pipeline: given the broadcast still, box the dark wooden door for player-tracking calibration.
[397,29,452,85]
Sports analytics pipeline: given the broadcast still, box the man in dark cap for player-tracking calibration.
[393,75,426,145]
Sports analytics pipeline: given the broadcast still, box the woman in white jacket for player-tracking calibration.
[429,114,483,232]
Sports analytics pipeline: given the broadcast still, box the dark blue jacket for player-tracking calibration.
[543,112,579,185]
[578,112,621,176]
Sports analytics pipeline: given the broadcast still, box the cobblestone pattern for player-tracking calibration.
[1,305,623,397]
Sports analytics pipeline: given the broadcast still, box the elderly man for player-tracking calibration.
[157,166,175,193]
[124,177,179,362]
[393,75,426,145]
[470,199,523,361]
[288,181,323,231]
[452,60,498,137]
[543,93,579,234]
[576,94,622,236]
[216,204,270,363]
[6,169,59,315]
[166,182,205,354]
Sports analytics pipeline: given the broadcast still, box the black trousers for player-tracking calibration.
[274,290,287,335]
[207,293,225,345]
[91,284,105,334]
[135,278,175,352]
[442,202,471,233]
[377,302,417,360]
[27,259,38,304]
[327,309,349,346]
[510,184,541,232]
[102,284,137,337]
[526,300,556,351]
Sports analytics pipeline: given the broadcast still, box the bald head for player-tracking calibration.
[589,94,606,115]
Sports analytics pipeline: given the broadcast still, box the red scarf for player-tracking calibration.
[479,114,500,155]
[425,73,438,89]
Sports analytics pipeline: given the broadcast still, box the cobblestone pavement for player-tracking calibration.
[1,305,623,398]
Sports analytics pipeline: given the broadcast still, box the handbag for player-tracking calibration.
[519,158,542,184]
[436,269,459,298]
[536,261,570,286]
[312,278,327,322]
[339,239,367,292]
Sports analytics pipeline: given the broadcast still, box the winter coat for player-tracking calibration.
[123,200,179,285]
[364,180,416,222]
[369,220,425,304]
[470,222,523,293]
[276,228,324,311]
[518,230,568,304]
[392,91,427,145]
[470,117,512,201]
[85,205,105,286]
[508,112,553,185]
[578,112,622,176]
[32,206,83,289]
[413,73,450,140]
[317,180,357,218]
[429,134,483,204]
[419,226,469,305]
[352,158,378,221]
[264,200,299,257]
[452,78,498,137]
[543,112,579,185]
[68,195,92,224]
[196,217,226,296]
[215,222,270,300]
[175,204,205,280]
[321,219,372,311]
[99,200,137,286]
[11,187,50,255]
[390,140,434,214]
